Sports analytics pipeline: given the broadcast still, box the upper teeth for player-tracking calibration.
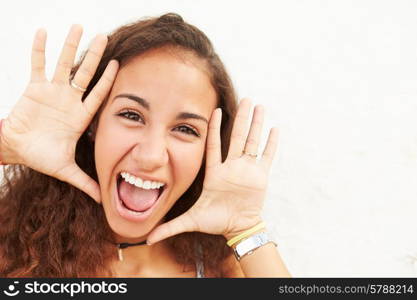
[120,172,165,190]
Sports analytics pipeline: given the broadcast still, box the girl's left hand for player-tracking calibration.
[147,99,279,244]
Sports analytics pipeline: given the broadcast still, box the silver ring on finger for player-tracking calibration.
[70,80,87,93]
[242,150,258,158]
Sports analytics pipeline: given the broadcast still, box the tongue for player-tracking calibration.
[118,180,159,212]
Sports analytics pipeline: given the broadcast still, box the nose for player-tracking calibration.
[131,131,169,171]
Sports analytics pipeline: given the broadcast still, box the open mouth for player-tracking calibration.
[115,173,166,220]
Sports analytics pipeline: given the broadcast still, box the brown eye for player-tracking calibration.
[117,110,143,122]
[175,125,200,137]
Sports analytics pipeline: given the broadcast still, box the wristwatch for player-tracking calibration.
[233,231,277,261]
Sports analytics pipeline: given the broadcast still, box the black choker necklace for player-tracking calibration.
[117,240,147,249]
[115,240,147,261]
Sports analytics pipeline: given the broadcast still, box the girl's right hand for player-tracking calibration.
[0,25,119,203]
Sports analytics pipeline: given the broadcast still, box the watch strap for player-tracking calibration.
[233,231,277,261]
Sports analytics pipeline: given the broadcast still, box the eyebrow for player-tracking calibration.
[113,93,208,123]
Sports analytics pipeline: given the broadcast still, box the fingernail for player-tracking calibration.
[110,59,119,67]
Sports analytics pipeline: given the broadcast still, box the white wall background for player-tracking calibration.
[1,0,417,277]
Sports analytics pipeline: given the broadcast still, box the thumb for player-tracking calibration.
[57,162,101,203]
[147,212,198,245]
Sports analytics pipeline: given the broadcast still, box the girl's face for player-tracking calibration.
[94,48,217,241]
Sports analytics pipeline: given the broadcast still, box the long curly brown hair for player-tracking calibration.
[0,13,238,277]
